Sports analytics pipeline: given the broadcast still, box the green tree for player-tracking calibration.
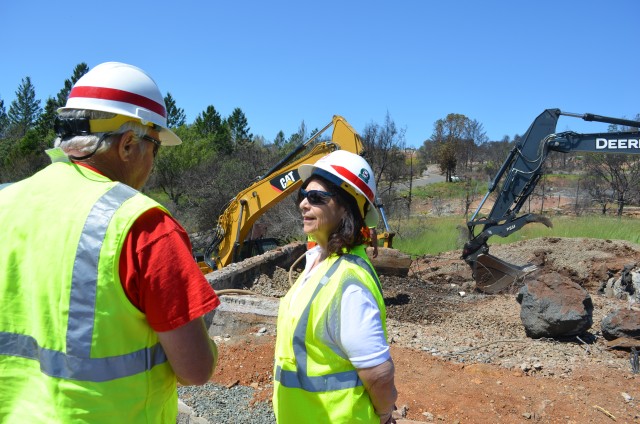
[35,97,58,140]
[152,127,203,207]
[165,92,186,128]
[214,122,233,154]
[0,98,8,138]
[8,77,42,137]
[194,105,223,136]
[56,63,89,107]
[227,107,253,146]
[193,105,232,154]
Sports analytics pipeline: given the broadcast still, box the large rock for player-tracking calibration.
[601,308,640,341]
[516,272,593,338]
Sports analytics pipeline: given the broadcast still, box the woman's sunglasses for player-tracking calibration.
[297,188,335,205]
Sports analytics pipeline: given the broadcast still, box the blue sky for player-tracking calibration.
[2,1,638,148]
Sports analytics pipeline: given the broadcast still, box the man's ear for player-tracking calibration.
[116,131,136,161]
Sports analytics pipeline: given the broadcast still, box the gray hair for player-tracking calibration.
[54,109,149,157]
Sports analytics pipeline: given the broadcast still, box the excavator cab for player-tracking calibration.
[464,109,640,293]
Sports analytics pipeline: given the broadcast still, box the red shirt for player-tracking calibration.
[76,162,219,332]
[119,208,220,332]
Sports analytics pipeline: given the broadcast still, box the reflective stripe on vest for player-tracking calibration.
[0,183,168,382]
[274,253,382,392]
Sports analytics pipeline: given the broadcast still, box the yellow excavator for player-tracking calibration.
[197,115,395,273]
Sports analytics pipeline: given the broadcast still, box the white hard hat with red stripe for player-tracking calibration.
[299,150,379,227]
[58,62,181,146]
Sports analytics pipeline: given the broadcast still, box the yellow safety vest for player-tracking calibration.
[0,160,177,423]
[273,246,387,423]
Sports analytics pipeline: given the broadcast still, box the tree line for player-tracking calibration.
[0,63,415,237]
[2,63,638,240]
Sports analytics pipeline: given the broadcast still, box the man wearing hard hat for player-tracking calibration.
[0,62,219,423]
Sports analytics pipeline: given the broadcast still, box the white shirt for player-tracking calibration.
[290,246,390,369]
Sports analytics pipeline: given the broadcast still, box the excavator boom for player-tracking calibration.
[464,109,640,293]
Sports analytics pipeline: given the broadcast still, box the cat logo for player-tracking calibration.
[269,170,301,193]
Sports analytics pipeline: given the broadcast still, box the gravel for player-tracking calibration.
[178,384,275,424]
[177,237,640,422]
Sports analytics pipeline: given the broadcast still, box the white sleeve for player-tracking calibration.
[332,282,390,369]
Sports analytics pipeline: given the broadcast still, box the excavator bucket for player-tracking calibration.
[473,254,537,294]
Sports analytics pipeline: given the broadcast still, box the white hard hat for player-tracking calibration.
[58,62,181,146]
[299,150,379,227]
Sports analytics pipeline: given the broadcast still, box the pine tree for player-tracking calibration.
[194,105,222,136]
[0,98,8,138]
[227,107,253,146]
[8,77,42,137]
[56,63,89,107]
[35,97,58,137]
[165,92,186,128]
[193,105,233,153]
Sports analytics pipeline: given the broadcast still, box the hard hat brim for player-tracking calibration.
[158,127,182,146]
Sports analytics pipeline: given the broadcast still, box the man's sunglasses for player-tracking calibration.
[141,134,161,157]
[297,188,335,205]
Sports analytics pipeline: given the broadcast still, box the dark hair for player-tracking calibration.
[303,176,366,256]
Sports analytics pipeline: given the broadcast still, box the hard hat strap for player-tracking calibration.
[55,115,150,138]
[54,117,91,137]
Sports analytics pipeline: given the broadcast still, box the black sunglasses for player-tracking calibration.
[141,134,161,157]
[297,188,335,205]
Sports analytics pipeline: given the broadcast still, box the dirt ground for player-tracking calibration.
[210,237,640,423]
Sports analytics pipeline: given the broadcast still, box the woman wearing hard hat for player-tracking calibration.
[273,150,397,424]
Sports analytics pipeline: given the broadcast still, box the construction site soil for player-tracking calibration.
[209,237,640,423]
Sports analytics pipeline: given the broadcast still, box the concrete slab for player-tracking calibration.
[205,242,306,291]
[207,294,279,337]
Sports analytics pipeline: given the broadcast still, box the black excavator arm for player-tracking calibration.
[464,109,640,293]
